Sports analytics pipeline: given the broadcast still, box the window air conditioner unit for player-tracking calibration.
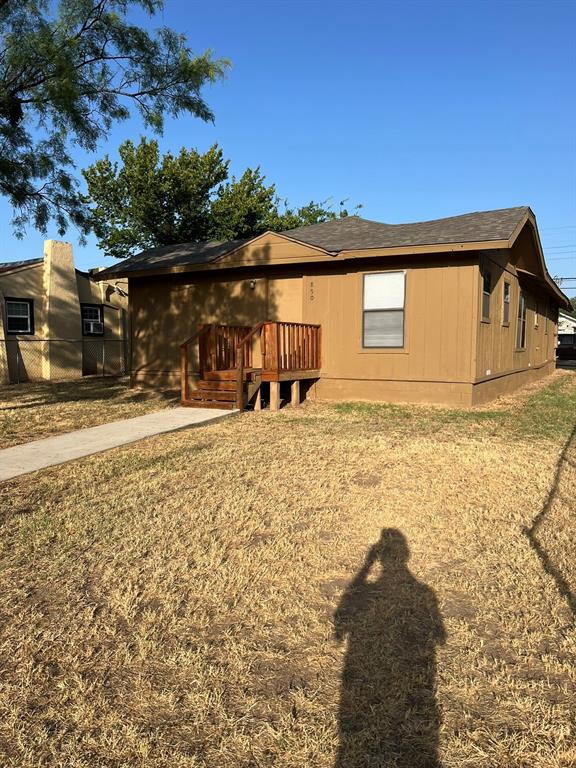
[84,320,104,335]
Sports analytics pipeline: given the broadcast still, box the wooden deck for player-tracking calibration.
[180,321,321,411]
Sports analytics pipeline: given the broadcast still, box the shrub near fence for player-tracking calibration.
[2,338,127,384]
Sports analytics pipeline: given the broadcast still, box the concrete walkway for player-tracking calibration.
[0,407,235,482]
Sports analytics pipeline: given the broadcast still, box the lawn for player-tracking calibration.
[0,371,575,767]
[0,376,177,448]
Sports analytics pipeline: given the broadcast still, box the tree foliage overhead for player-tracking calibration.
[83,137,359,259]
[0,0,228,236]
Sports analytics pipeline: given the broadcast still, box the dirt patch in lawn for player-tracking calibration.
[0,376,177,448]
[0,372,574,767]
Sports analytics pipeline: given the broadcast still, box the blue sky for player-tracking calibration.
[1,0,575,294]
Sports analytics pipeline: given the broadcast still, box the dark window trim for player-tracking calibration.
[481,267,491,322]
[515,290,527,350]
[362,271,406,349]
[81,303,105,336]
[5,297,34,335]
[502,281,511,326]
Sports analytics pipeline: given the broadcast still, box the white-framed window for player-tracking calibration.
[362,271,405,348]
[81,304,104,336]
[516,291,527,349]
[6,298,34,334]
[502,281,511,325]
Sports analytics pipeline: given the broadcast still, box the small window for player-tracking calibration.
[502,282,511,325]
[534,301,539,328]
[516,291,527,349]
[558,334,575,346]
[482,270,491,320]
[362,272,405,348]
[81,304,104,336]
[5,298,34,334]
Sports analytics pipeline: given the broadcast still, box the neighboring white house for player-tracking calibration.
[558,311,576,334]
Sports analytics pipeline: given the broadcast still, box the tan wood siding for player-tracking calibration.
[475,246,558,382]
[130,272,303,385]
[301,259,477,388]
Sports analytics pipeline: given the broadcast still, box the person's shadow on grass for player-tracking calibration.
[334,528,446,768]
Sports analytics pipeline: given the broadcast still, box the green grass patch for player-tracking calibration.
[330,372,576,442]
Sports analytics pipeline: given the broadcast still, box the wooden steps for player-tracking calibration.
[198,379,236,391]
[183,368,263,409]
[183,369,243,409]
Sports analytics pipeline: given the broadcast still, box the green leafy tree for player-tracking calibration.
[0,0,228,236]
[83,140,230,258]
[83,137,359,258]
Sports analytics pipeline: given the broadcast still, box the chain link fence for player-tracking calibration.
[1,338,128,384]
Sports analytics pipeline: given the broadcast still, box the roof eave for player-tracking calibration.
[93,230,336,280]
[0,260,43,276]
[508,210,572,310]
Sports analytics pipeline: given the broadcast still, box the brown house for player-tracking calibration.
[97,206,571,409]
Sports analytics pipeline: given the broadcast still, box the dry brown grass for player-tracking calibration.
[0,372,575,767]
[0,377,178,448]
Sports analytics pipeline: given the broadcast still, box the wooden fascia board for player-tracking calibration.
[251,230,335,256]
[508,212,571,309]
[94,231,335,281]
[516,267,571,308]
[338,240,508,260]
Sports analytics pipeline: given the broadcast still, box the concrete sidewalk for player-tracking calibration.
[0,407,235,482]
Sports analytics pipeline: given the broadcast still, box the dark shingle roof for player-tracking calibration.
[0,257,43,274]
[97,239,248,279]
[281,207,530,252]
[96,207,530,278]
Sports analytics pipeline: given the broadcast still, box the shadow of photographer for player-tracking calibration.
[334,528,446,768]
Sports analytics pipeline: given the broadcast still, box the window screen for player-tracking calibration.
[363,272,405,348]
[482,270,491,320]
[6,299,33,334]
[503,282,510,324]
[516,291,527,349]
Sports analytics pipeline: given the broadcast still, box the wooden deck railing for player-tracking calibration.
[198,324,252,372]
[261,321,321,375]
[180,321,321,409]
[235,322,267,410]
